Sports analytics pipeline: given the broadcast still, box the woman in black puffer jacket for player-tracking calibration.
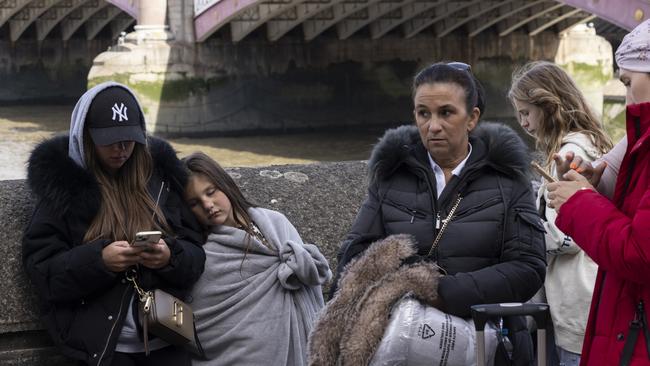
[22,82,205,366]
[331,62,546,366]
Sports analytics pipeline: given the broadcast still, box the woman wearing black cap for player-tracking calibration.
[22,81,206,365]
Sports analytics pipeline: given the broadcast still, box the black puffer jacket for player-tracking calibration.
[334,123,546,365]
[22,135,206,366]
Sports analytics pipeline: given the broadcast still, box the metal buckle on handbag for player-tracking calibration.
[126,270,154,355]
[125,270,194,355]
[174,300,184,327]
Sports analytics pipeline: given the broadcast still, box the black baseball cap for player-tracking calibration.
[86,86,146,146]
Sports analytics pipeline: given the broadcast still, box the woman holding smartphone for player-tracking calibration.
[546,19,650,365]
[22,82,205,366]
[508,61,612,365]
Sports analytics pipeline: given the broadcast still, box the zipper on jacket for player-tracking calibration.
[97,282,132,365]
[639,300,650,358]
[414,167,438,220]
[636,300,650,359]
[383,197,427,223]
[414,166,441,258]
[620,299,650,366]
[410,208,426,223]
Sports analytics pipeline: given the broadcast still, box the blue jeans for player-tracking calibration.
[557,346,581,366]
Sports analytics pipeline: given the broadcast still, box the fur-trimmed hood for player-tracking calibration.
[27,134,187,215]
[368,122,531,183]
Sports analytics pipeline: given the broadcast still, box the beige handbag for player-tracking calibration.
[126,271,203,357]
[139,289,194,346]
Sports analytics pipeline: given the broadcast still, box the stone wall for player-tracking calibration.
[0,161,367,364]
[87,31,560,136]
[0,39,112,104]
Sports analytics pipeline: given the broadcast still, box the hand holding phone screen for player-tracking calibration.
[132,231,162,247]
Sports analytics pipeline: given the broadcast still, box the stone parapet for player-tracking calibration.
[0,161,367,364]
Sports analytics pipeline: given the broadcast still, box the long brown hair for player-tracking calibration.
[182,152,255,232]
[182,153,260,272]
[83,129,169,243]
[508,61,612,168]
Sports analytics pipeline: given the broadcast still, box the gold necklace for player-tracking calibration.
[248,222,271,248]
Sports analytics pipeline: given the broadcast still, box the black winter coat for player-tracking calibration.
[22,135,206,366]
[334,123,546,365]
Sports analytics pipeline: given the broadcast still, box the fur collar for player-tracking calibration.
[27,134,186,214]
[368,122,531,182]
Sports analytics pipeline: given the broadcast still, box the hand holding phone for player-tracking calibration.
[132,231,162,248]
[531,161,557,183]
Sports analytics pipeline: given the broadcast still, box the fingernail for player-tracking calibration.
[570,163,577,169]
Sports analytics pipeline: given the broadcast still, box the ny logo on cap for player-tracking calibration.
[111,102,128,122]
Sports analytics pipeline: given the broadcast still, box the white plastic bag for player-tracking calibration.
[370,296,499,366]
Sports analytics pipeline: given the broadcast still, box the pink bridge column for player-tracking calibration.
[138,0,166,27]
[130,0,173,42]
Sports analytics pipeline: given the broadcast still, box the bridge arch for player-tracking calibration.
[194,0,642,43]
[0,0,135,42]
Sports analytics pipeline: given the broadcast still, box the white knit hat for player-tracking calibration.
[616,19,650,72]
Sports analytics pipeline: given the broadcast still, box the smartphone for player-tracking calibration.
[531,161,557,183]
[132,231,162,247]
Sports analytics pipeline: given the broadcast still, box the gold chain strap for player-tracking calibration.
[427,194,463,257]
[125,269,153,312]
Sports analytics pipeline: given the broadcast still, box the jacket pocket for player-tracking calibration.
[453,196,501,220]
[382,197,428,223]
[514,208,545,246]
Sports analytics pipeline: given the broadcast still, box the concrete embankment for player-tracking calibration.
[0,161,367,365]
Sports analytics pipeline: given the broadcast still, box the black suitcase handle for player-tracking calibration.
[471,302,549,331]
[471,302,550,366]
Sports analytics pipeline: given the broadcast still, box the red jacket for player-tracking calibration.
[556,102,650,366]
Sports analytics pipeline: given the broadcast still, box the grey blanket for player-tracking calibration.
[191,207,332,366]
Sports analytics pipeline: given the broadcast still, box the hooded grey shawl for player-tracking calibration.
[191,207,332,366]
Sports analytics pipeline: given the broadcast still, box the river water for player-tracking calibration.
[0,104,390,181]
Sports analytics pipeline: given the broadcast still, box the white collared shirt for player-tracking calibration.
[427,143,473,198]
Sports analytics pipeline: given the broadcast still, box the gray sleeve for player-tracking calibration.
[595,136,626,199]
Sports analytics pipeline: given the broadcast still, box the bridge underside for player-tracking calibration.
[0,0,640,44]
[0,0,135,42]
[194,0,633,43]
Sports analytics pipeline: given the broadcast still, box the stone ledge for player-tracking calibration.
[0,161,368,364]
